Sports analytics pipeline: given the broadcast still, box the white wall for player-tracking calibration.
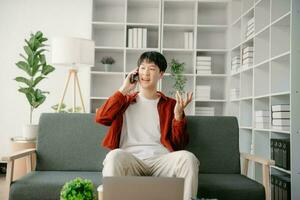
[0,0,92,158]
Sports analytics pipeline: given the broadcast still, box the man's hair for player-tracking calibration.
[137,51,167,72]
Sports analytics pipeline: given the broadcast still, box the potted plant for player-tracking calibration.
[100,56,115,72]
[51,103,82,113]
[169,58,187,96]
[15,31,55,139]
[60,177,95,200]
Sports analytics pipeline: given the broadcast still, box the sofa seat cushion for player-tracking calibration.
[198,174,265,200]
[9,171,102,200]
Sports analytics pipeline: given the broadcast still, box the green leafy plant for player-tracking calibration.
[170,58,187,96]
[15,31,55,124]
[60,177,95,200]
[100,56,115,65]
[51,103,82,113]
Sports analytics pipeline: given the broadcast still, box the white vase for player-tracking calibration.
[22,124,39,139]
[104,64,111,72]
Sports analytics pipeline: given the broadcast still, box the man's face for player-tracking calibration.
[138,60,164,90]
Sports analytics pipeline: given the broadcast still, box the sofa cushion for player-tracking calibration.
[198,174,265,200]
[9,171,102,200]
[36,113,109,171]
[185,116,240,174]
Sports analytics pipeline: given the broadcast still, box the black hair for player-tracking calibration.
[137,51,167,72]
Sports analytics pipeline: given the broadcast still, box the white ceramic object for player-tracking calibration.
[22,124,39,139]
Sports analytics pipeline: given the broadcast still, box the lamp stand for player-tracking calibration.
[57,69,86,113]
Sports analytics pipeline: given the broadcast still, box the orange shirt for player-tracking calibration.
[95,91,189,152]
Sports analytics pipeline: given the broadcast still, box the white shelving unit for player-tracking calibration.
[91,0,229,116]
[229,0,300,199]
[91,0,300,198]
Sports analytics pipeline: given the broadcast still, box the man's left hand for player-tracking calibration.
[174,91,193,120]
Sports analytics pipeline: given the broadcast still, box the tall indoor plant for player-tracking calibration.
[15,31,55,138]
[169,58,187,96]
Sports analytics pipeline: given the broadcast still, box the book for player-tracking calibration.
[196,65,211,69]
[243,46,254,53]
[142,28,147,48]
[184,32,189,49]
[196,61,211,66]
[188,32,193,49]
[196,56,211,61]
[255,110,270,117]
[242,52,254,59]
[128,28,133,48]
[272,119,290,126]
[247,17,254,26]
[256,116,270,123]
[256,123,269,129]
[133,28,138,48]
[272,104,290,112]
[272,112,290,119]
[137,28,142,48]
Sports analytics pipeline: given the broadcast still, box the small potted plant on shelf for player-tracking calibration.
[100,56,115,72]
[169,58,187,96]
[15,31,55,139]
[51,103,82,113]
[60,177,95,200]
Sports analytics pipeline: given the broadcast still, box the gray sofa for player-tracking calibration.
[5,113,274,200]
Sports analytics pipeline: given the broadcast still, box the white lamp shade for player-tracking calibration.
[51,37,95,68]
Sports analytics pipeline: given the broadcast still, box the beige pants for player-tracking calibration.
[101,149,200,200]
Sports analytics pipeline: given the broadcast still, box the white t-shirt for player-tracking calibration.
[119,93,170,160]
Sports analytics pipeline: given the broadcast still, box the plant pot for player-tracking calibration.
[104,64,112,72]
[22,124,39,139]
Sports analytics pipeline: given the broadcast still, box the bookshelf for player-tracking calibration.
[90,0,300,198]
[229,0,300,199]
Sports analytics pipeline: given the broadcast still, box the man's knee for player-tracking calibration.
[103,149,127,166]
[177,150,200,167]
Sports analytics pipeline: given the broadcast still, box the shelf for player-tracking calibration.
[162,51,194,74]
[196,49,228,53]
[90,96,109,100]
[162,48,194,52]
[93,50,124,72]
[271,166,291,174]
[163,1,195,25]
[196,77,226,100]
[240,99,252,127]
[240,69,253,98]
[126,22,159,27]
[231,20,241,48]
[93,0,125,23]
[231,0,242,24]
[195,74,227,77]
[254,27,269,65]
[197,2,228,25]
[240,126,252,130]
[95,46,124,51]
[163,28,195,49]
[197,28,227,49]
[93,24,124,47]
[271,0,290,23]
[195,101,225,116]
[254,0,270,34]
[254,62,269,97]
[270,53,290,94]
[271,14,290,58]
[242,0,255,15]
[91,71,124,75]
[194,99,226,102]
[127,0,160,24]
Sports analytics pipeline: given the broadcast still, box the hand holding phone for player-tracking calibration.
[130,72,139,84]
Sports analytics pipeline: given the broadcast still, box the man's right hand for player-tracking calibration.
[118,68,139,95]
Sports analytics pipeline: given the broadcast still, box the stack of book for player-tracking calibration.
[230,88,240,100]
[231,55,240,73]
[242,46,253,69]
[271,174,291,200]
[196,56,212,74]
[184,32,193,49]
[245,17,254,40]
[255,110,270,129]
[271,104,290,130]
[195,107,215,116]
[128,28,147,48]
[195,85,210,100]
[271,139,290,170]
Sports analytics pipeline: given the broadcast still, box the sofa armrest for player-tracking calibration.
[2,148,36,162]
[240,152,275,200]
[240,152,275,166]
[2,148,37,199]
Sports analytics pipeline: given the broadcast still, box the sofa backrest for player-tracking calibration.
[36,113,240,174]
[36,113,108,171]
[185,116,240,174]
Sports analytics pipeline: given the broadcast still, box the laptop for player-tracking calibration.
[102,176,184,200]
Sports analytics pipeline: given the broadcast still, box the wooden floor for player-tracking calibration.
[0,174,7,200]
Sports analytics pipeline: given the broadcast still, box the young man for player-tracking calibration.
[95,51,200,200]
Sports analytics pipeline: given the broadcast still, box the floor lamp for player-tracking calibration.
[51,37,95,112]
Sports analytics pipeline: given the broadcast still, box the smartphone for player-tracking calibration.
[130,73,139,83]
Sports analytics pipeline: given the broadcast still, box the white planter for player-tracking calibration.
[22,124,39,139]
[104,64,112,72]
